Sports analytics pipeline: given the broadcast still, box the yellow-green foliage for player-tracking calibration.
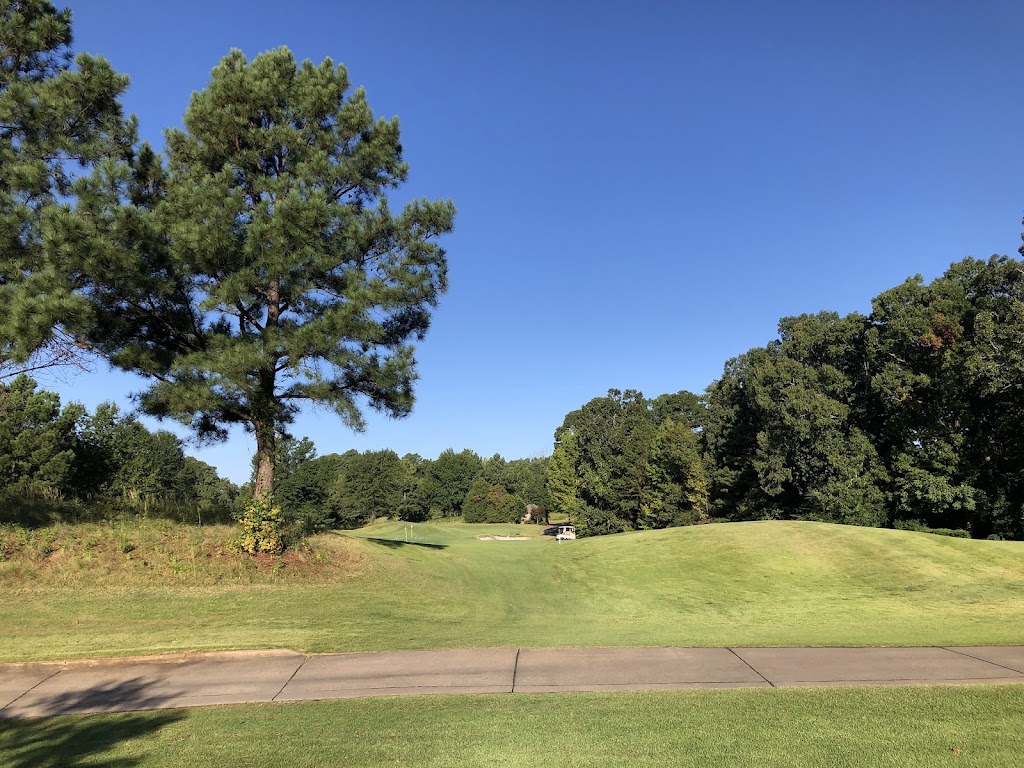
[234,497,286,555]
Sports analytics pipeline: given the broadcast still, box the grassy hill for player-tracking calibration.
[2,520,1023,661]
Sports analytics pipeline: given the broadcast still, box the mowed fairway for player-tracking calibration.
[3,521,1023,661]
[4,686,1024,767]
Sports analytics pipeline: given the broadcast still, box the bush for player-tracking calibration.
[234,496,286,555]
[930,527,971,539]
[893,520,971,538]
[462,480,520,523]
[575,504,628,538]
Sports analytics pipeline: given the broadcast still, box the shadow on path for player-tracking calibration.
[0,678,186,767]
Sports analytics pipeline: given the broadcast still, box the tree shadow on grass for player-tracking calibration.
[361,537,447,550]
[0,678,187,767]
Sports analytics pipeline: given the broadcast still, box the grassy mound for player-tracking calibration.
[2,519,1022,661]
[0,520,360,588]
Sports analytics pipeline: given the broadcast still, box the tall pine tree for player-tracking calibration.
[89,48,455,498]
[0,0,133,376]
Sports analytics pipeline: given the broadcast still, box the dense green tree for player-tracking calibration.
[480,454,509,487]
[554,390,657,531]
[75,402,217,506]
[704,314,888,525]
[0,0,133,376]
[181,456,237,520]
[700,253,1024,539]
[865,256,1024,538]
[549,389,707,534]
[275,452,345,532]
[240,432,314,501]
[478,453,549,520]
[651,390,706,431]
[422,448,481,517]
[0,375,81,497]
[505,457,550,515]
[274,435,318,477]
[756,322,888,526]
[547,429,582,522]
[639,419,709,529]
[82,48,454,500]
[702,349,768,519]
[863,274,972,528]
[344,449,404,521]
[0,378,237,521]
[461,476,520,523]
[394,452,430,521]
[951,256,1024,538]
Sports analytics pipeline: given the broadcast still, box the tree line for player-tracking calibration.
[548,254,1024,541]
[0,376,236,523]
[271,438,550,533]
[7,251,1024,543]
[0,374,551,532]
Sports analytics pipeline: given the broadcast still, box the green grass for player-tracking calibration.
[3,686,1023,767]
[2,519,1023,661]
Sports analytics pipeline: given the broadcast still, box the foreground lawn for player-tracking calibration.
[2,519,1023,661]
[3,686,1022,767]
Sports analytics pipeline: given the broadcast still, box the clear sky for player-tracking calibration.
[47,0,1024,483]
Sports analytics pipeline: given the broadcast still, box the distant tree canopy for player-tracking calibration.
[550,252,1024,541]
[0,377,555,535]
[422,449,483,518]
[459,454,549,524]
[0,375,81,496]
[0,376,237,523]
[547,389,708,536]
[256,444,550,533]
[702,255,1024,540]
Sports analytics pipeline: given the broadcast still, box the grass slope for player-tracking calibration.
[2,520,1023,661]
[4,686,1023,767]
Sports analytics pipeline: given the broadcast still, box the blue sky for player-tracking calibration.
[50,0,1024,483]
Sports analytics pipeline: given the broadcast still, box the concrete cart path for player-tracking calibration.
[2,645,1024,719]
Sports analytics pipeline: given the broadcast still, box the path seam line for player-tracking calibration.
[940,647,1024,676]
[727,648,775,688]
[2,666,64,711]
[272,655,309,702]
[511,648,521,693]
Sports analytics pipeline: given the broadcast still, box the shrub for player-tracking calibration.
[575,504,627,538]
[462,479,520,523]
[929,527,971,539]
[893,520,971,538]
[234,496,286,555]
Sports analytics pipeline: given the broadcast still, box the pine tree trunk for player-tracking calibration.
[254,423,275,499]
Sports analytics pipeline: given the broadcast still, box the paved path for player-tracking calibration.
[2,646,1023,718]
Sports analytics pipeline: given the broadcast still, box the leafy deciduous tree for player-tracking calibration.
[422,448,481,517]
[0,375,81,497]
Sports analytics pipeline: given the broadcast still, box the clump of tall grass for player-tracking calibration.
[0,516,353,588]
